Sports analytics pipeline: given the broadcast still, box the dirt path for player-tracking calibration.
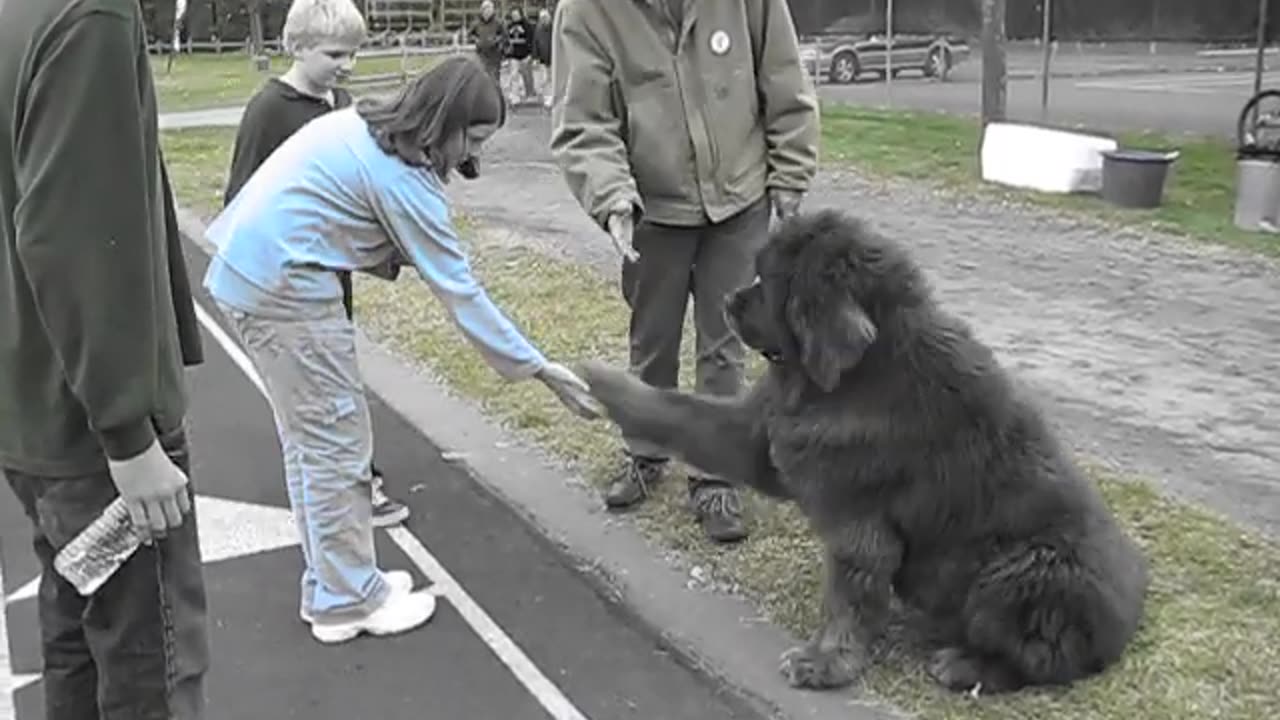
[448,110,1280,539]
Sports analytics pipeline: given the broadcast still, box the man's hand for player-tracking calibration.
[605,199,639,262]
[769,188,803,221]
[107,438,192,541]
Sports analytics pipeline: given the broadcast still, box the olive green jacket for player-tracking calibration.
[549,0,819,228]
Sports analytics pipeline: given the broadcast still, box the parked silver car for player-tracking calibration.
[799,32,970,84]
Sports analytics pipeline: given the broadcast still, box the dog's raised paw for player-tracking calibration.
[577,361,634,396]
[778,645,862,690]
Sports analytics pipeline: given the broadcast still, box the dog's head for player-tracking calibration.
[726,210,925,392]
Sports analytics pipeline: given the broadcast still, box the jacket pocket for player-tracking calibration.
[622,73,696,203]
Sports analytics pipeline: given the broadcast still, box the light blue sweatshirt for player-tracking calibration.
[203,107,546,381]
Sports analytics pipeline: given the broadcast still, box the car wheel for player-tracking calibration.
[925,47,951,80]
[831,51,859,84]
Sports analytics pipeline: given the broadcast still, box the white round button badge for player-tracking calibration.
[709,30,731,55]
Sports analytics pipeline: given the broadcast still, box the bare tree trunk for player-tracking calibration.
[980,0,1007,128]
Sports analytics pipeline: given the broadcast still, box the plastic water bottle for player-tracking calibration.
[53,497,149,596]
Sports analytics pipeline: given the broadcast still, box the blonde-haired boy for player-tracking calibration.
[225,0,412,532]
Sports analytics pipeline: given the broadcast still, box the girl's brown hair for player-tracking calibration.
[357,55,506,171]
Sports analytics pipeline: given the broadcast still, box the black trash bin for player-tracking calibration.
[1100,149,1180,209]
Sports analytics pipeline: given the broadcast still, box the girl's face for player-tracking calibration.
[437,123,498,181]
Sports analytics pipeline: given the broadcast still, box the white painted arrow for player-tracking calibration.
[2,494,301,718]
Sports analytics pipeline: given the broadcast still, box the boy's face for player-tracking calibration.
[294,42,359,91]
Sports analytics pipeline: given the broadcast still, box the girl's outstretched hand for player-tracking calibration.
[536,361,603,419]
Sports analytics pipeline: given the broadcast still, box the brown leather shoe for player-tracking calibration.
[689,478,748,543]
[603,455,666,509]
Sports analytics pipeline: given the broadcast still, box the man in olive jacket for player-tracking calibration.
[550,0,819,542]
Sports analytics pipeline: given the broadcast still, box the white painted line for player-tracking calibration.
[192,302,267,397]
[1,556,41,720]
[1076,71,1276,94]
[5,578,36,604]
[194,301,589,720]
[387,528,588,720]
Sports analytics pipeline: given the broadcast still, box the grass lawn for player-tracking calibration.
[151,50,442,112]
[163,125,1280,720]
[821,105,1280,258]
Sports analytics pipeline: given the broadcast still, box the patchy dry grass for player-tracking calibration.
[163,125,1280,720]
[152,51,443,112]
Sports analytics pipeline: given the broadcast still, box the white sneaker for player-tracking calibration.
[310,582,436,644]
[299,570,415,625]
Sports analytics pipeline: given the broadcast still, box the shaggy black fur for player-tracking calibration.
[580,210,1150,695]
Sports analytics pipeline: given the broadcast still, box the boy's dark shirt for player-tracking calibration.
[223,78,354,207]
[0,0,203,476]
[224,77,356,314]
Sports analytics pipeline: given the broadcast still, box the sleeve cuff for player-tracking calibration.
[99,418,157,462]
[591,194,643,232]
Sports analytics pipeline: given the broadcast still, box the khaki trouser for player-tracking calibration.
[619,196,771,461]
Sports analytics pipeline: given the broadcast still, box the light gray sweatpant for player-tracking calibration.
[217,300,393,624]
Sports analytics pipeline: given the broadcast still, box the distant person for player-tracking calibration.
[550,0,819,542]
[532,8,553,107]
[469,0,506,82]
[204,57,600,644]
[0,0,209,715]
[504,6,536,101]
[223,0,412,528]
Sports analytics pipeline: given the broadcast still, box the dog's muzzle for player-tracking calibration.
[457,156,481,180]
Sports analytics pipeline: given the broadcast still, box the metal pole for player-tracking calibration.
[1254,0,1270,129]
[1256,0,1270,100]
[885,0,894,108]
[1039,0,1052,122]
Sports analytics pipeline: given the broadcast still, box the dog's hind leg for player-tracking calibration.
[926,647,1026,695]
[955,544,1138,692]
[580,360,783,494]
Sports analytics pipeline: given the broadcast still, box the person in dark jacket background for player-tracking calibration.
[470,0,506,81]
[532,7,553,107]
[504,6,536,101]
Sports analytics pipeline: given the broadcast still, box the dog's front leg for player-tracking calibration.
[580,360,781,492]
[780,519,902,690]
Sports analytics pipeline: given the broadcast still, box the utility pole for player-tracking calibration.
[980,0,1008,131]
[1039,0,1052,122]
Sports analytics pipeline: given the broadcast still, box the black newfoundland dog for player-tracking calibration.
[580,210,1149,695]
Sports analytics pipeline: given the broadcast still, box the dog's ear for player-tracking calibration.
[786,290,877,392]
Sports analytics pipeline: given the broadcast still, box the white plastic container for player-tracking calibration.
[980,121,1118,194]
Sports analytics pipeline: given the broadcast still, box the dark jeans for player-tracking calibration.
[4,428,209,720]
[619,196,771,463]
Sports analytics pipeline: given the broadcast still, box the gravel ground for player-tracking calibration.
[447,109,1280,539]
